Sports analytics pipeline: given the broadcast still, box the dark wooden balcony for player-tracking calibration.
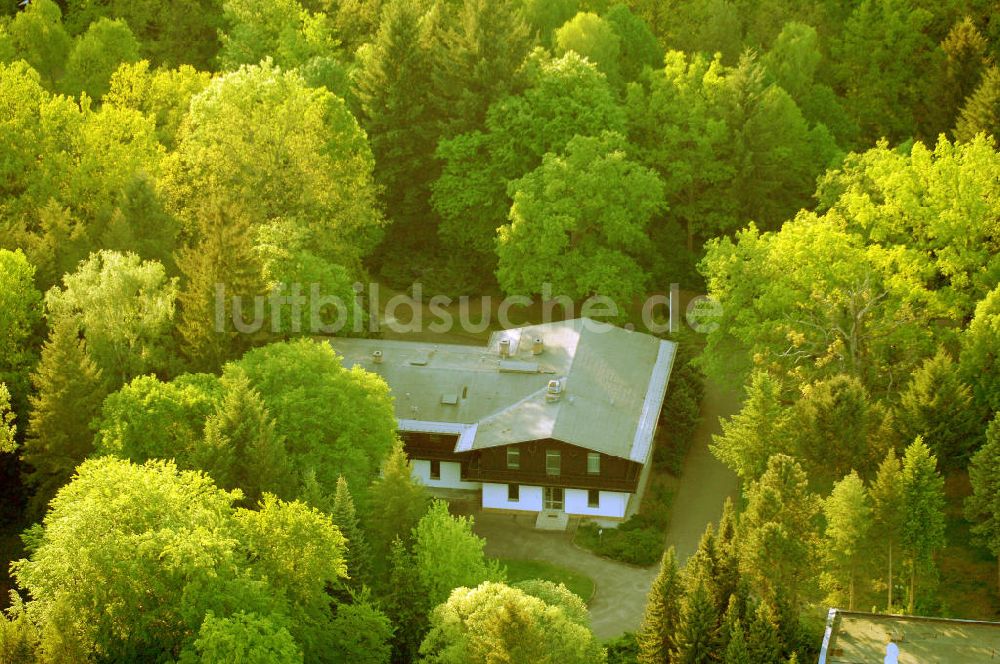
[460,465,638,493]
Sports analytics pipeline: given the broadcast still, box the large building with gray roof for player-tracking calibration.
[331,318,676,521]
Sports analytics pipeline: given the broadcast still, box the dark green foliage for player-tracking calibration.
[605,4,662,83]
[61,0,222,69]
[965,415,1000,592]
[654,339,706,475]
[745,601,782,664]
[193,369,297,505]
[21,319,106,518]
[790,374,891,490]
[606,631,640,664]
[175,199,264,373]
[355,0,440,260]
[896,348,981,468]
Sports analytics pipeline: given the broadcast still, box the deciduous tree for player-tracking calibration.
[413,500,497,610]
[232,339,398,501]
[46,251,177,386]
[419,582,605,663]
[497,131,665,308]
[60,18,141,100]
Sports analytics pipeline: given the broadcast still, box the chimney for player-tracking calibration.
[531,337,544,355]
[545,379,563,403]
[499,338,511,358]
[372,349,383,364]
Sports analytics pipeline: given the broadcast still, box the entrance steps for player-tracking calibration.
[535,509,569,531]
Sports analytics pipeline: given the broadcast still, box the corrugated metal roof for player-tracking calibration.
[331,319,676,461]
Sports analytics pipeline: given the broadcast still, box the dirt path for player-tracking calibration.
[663,378,742,563]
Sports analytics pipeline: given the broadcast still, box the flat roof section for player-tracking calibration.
[819,609,1000,663]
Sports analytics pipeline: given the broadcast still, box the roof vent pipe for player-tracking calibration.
[372,350,383,364]
[531,337,544,355]
[499,338,511,358]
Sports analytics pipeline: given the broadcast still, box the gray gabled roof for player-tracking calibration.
[330,319,676,462]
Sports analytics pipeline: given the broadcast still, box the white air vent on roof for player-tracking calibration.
[531,337,544,355]
[372,350,383,364]
[545,379,564,403]
[499,338,511,358]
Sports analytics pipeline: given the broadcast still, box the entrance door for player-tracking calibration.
[543,486,564,510]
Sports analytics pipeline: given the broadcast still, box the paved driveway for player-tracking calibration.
[473,512,657,640]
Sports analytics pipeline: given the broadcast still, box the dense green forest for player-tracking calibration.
[1,0,1000,661]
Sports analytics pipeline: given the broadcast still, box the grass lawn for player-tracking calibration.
[497,558,596,603]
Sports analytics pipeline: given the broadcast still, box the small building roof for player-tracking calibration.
[330,318,676,462]
[818,609,1000,664]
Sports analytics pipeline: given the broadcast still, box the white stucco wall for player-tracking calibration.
[482,482,543,511]
[482,482,630,518]
[411,459,481,490]
[564,488,629,519]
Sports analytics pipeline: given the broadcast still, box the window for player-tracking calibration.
[429,459,440,480]
[506,446,520,470]
[587,452,601,475]
[588,489,600,508]
[508,483,519,502]
[546,450,561,476]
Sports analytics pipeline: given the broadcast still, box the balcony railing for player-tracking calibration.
[461,466,638,492]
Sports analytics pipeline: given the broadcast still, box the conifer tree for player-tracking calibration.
[365,441,430,576]
[21,319,106,517]
[686,524,729,615]
[176,199,264,373]
[330,475,371,592]
[637,547,682,664]
[354,0,440,249]
[745,600,782,664]
[933,17,991,136]
[738,455,821,610]
[723,616,751,664]
[955,66,1000,142]
[193,368,295,505]
[870,449,905,611]
[821,471,872,610]
[965,415,1000,593]
[427,0,533,137]
[670,580,719,663]
[897,348,980,467]
[711,371,789,488]
[714,498,741,608]
[382,537,426,662]
[899,437,947,613]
